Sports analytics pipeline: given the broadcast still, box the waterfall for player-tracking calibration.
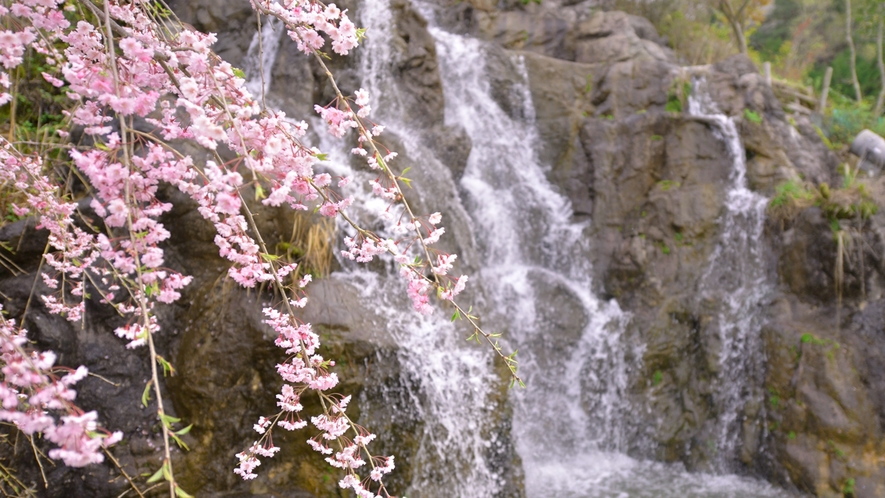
[425,27,785,498]
[428,22,637,485]
[311,4,509,496]
[243,3,788,496]
[421,34,784,497]
[688,78,772,470]
[243,16,283,101]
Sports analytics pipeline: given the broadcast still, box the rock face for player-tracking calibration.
[428,0,884,496]
[4,1,885,497]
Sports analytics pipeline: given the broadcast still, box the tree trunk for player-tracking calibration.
[721,0,749,54]
[876,13,885,116]
[847,0,863,102]
[732,17,748,54]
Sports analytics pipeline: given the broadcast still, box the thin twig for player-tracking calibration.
[87,372,121,387]
[101,0,176,495]
[255,11,268,111]
[26,436,47,489]
[103,447,146,498]
[19,240,50,329]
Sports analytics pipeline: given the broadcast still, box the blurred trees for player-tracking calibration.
[712,0,774,54]
[610,0,885,116]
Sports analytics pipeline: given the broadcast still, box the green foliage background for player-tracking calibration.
[613,0,885,148]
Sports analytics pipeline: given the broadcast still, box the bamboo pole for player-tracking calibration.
[819,66,833,112]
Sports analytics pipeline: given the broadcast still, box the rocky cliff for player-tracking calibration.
[3,1,885,497]
[436,1,884,497]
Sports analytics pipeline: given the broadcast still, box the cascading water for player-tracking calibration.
[688,78,772,471]
[427,23,638,490]
[309,4,508,496]
[243,16,283,100]
[420,34,785,496]
[246,3,790,496]
[422,25,786,498]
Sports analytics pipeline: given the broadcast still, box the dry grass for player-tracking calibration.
[278,212,336,279]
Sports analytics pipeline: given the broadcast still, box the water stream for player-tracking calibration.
[247,3,790,496]
[424,26,786,498]
[243,16,283,101]
[688,79,773,472]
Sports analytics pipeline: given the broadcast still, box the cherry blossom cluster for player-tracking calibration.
[249,0,476,316]
[249,0,360,56]
[0,0,514,495]
[313,85,471,313]
[0,140,95,322]
[3,0,398,491]
[233,294,395,496]
[0,308,122,467]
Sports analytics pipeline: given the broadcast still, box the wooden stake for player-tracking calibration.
[819,66,833,112]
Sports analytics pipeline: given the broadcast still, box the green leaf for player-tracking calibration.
[170,432,190,451]
[315,152,329,161]
[255,183,266,200]
[162,461,172,481]
[142,381,152,407]
[160,414,181,427]
[146,465,165,484]
[451,310,461,322]
[260,252,280,262]
[232,67,246,79]
[175,485,195,498]
[157,355,174,377]
[174,424,193,436]
[375,153,387,170]
[743,109,762,124]
[144,282,159,297]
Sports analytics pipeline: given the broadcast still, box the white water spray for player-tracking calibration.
[244,17,284,101]
[689,78,772,469]
[242,3,788,495]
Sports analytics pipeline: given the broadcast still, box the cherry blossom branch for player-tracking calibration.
[246,0,521,386]
[102,447,147,498]
[99,1,180,493]
[0,2,520,496]
[303,53,523,386]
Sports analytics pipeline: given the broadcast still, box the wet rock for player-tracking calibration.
[472,4,573,59]
[167,0,255,65]
[777,207,841,303]
[427,124,472,182]
[762,302,885,497]
[388,0,446,126]
[521,52,596,214]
